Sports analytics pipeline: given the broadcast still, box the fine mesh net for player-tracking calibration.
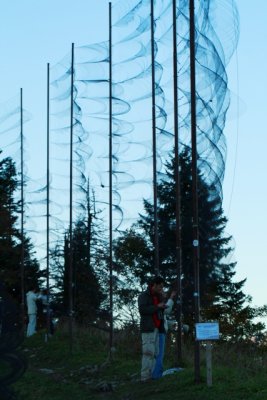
[0,0,239,271]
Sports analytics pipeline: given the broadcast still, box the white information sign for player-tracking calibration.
[195,322,219,341]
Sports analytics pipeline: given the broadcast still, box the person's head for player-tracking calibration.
[149,276,165,295]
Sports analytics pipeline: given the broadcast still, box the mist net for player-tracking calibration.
[0,0,239,268]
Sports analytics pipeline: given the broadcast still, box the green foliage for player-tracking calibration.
[65,220,106,322]
[113,149,266,340]
[0,153,40,301]
[50,184,108,323]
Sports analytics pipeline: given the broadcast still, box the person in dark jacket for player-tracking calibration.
[138,276,167,382]
[152,289,176,379]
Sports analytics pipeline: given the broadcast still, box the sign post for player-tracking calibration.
[195,322,219,387]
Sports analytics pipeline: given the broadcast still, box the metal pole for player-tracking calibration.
[108,2,114,359]
[86,180,92,270]
[46,63,51,341]
[150,0,159,275]
[172,0,183,365]
[20,88,25,330]
[69,43,75,354]
[189,0,201,384]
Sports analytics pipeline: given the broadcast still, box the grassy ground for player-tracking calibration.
[12,326,267,400]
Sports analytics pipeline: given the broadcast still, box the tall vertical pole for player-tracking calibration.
[150,0,159,275]
[20,88,25,329]
[69,43,75,354]
[172,0,183,365]
[86,180,92,270]
[189,0,201,383]
[108,2,114,358]
[46,63,51,341]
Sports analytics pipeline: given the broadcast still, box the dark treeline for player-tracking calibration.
[0,152,41,302]
[0,148,266,343]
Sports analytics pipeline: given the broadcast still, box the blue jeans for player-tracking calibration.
[152,333,166,379]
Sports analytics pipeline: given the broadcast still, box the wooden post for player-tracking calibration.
[195,322,219,386]
[206,342,212,386]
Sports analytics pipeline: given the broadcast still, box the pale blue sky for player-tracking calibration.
[0,0,266,311]
[223,0,267,309]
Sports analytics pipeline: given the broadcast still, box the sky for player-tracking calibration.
[0,0,266,312]
[223,1,267,310]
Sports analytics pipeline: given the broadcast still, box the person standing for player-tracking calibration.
[138,276,167,382]
[152,290,176,379]
[26,287,40,337]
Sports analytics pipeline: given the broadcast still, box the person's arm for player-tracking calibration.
[164,291,176,315]
[164,298,174,315]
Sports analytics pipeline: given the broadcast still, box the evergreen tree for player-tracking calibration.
[113,149,265,339]
[69,220,106,322]
[51,185,108,323]
[209,266,267,342]
[0,153,40,302]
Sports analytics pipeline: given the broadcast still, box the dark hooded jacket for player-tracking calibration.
[138,287,164,333]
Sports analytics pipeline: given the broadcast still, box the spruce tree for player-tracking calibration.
[51,185,108,323]
[113,148,265,339]
[0,153,40,302]
[66,220,105,323]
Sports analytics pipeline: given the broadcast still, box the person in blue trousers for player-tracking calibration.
[152,290,176,379]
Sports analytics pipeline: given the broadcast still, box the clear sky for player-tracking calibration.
[0,0,266,312]
[223,0,267,310]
